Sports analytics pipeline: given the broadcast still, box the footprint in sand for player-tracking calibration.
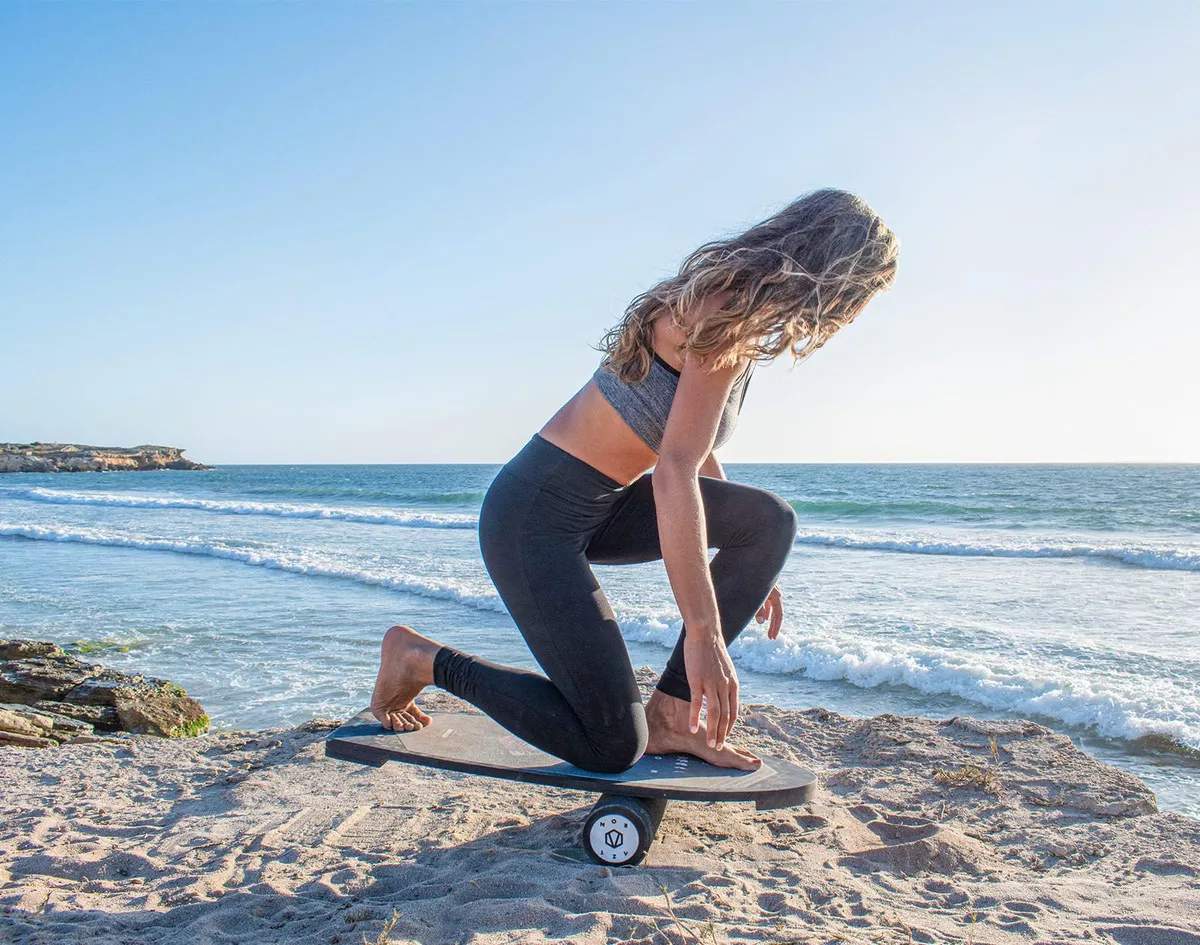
[766,813,827,838]
[838,813,992,878]
[864,813,940,844]
[757,890,788,913]
[1104,927,1200,945]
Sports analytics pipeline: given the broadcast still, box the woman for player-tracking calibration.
[370,188,899,772]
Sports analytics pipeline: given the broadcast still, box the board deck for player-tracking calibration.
[325,709,817,810]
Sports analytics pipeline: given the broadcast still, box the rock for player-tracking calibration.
[298,717,343,732]
[0,639,208,744]
[31,700,119,730]
[0,641,66,660]
[8,704,96,737]
[0,702,94,747]
[64,676,136,706]
[0,707,51,738]
[113,687,209,738]
[0,731,59,749]
[0,655,100,703]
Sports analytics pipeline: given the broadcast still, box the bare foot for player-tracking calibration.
[643,689,761,771]
[370,625,439,732]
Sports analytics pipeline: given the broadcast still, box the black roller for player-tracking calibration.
[583,794,668,866]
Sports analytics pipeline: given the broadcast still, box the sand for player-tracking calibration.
[2,673,1198,945]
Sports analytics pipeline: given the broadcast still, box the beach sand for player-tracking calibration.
[2,673,1198,945]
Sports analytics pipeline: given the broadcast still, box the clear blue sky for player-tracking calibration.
[2,2,1197,463]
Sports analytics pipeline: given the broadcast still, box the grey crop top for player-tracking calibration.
[592,352,755,453]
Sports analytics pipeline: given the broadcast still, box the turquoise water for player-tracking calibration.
[1,462,1197,816]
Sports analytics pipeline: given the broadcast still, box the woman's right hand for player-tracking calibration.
[683,629,739,750]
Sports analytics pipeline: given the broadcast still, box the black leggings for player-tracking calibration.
[432,433,797,773]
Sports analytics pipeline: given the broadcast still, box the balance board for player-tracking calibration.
[325,708,817,866]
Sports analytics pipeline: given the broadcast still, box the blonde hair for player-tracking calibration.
[598,188,899,382]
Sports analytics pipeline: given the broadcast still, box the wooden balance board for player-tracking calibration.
[325,708,817,866]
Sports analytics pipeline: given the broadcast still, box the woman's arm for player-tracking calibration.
[654,352,747,751]
[699,451,786,639]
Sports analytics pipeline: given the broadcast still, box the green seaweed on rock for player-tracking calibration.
[171,714,210,738]
[68,638,144,656]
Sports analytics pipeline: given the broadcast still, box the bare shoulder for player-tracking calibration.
[650,289,735,371]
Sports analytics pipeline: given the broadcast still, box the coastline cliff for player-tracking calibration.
[0,443,211,473]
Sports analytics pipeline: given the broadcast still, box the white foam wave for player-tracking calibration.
[7,488,1196,571]
[1,487,477,530]
[748,632,1200,749]
[794,530,1200,572]
[610,611,1200,750]
[0,524,504,612]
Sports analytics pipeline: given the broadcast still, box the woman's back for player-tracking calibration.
[591,351,754,454]
[538,295,741,485]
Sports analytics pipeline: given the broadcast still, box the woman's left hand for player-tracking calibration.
[755,584,784,640]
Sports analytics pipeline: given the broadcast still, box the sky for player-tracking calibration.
[1,2,1197,464]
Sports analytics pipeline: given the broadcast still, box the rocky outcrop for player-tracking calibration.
[0,443,211,473]
[0,705,93,747]
[0,639,209,746]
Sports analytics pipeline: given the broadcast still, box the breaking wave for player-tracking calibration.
[1,487,476,530]
[0,523,503,611]
[6,485,1200,574]
[625,619,1200,753]
[793,531,1200,571]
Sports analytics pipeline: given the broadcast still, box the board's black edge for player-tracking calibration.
[325,737,388,767]
[754,782,817,811]
[323,716,817,808]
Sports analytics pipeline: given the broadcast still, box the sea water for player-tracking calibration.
[1,462,1197,816]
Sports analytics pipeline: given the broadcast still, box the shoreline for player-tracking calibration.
[8,631,1200,822]
[2,678,1198,944]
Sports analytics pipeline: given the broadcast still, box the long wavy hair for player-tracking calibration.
[597,188,899,382]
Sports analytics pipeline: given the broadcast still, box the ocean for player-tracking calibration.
[1,461,1197,817]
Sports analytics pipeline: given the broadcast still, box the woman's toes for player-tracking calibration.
[377,705,431,733]
[710,743,760,770]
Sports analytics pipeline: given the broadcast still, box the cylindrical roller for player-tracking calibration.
[583,794,668,867]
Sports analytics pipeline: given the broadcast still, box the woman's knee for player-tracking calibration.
[580,707,648,774]
[770,491,799,545]
[744,488,798,554]
[704,481,797,552]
